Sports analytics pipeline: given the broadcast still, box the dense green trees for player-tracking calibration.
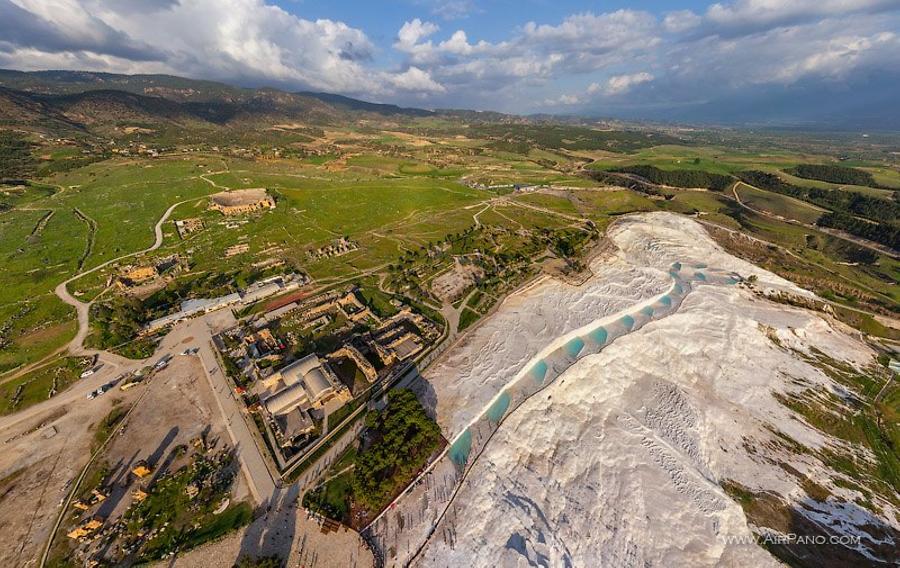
[585,170,667,196]
[88,296,147,348]
[738,170,900,225]
[612,165,733,191]
[0,131,35,180]
[351,389,441,511]
[786,164,879,187]
[817,212,900,250]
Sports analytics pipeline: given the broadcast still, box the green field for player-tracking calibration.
[2,121,898,381]
[588,144,898,198]
[0,355,82,415]
[735,184,825,224]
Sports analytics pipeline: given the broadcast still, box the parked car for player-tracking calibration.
[154,354,173,370]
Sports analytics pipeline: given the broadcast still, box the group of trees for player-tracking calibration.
[351,389,442,512]
[586,170,668,197]
[0,131,35,181]
[786,164,881,188]
[612,165,733,191]
[88,296,148,349]
[738,170,899,249]
[817,212,900,251]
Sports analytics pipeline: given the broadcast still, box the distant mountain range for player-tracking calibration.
[1,69,896,137]
[0,69,450,139]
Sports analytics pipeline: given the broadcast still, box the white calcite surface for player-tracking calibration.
[418,212,806,439]
[387,213,896,567]
[419,262,670,437]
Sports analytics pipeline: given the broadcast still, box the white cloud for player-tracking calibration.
[429,0,477,21]
[706,0,897,28]
[0,0,441,97]
[603,72,655,95]
[396,18,440,51]
[544,71,656,108]
[441,30,474,55]
[663,10,702,33]
[521,10,661,68]
[773,31,898,82]
[1,0,898,114]
[542,93,582,106]
[390,66,446,93]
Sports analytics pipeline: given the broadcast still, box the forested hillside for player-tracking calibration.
[738,171,899,250]
[612,165,733,191]
[786,164,882,187]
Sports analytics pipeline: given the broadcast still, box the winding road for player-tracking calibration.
[53,197,200,357]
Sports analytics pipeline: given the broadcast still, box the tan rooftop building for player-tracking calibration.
[122,265,157,284]
[67,517,103,540]
[209,188,275,215]
[131,461,153,478]
[262,353,349,415]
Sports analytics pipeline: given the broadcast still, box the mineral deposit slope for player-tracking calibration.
[378,213,895,567]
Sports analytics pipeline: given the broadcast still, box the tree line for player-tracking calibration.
[611,165,733,191]
[786,164,885,188]
[737,171,900,225]
[0,131,35,181]
[817,212,900,251]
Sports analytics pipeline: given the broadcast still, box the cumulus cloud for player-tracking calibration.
[398,1,900,111]
[590,72,655,96]
[0,0,165,61]
[390,8,661,103]
[396,18,440,51]
[390,66,446,93]
[705,0,898,29]
[0,0,437,97]
[0,0,898,117]
[546,71,656,107]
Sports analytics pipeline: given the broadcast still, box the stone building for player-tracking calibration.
[209,188,275,215]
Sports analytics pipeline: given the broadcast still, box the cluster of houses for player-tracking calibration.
[215,287,440,454]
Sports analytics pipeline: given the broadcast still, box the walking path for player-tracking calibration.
[364,261,743,566]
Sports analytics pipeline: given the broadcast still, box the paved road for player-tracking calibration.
[141,309,279,505]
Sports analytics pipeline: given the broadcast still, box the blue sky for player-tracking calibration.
[1,0,898,124]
